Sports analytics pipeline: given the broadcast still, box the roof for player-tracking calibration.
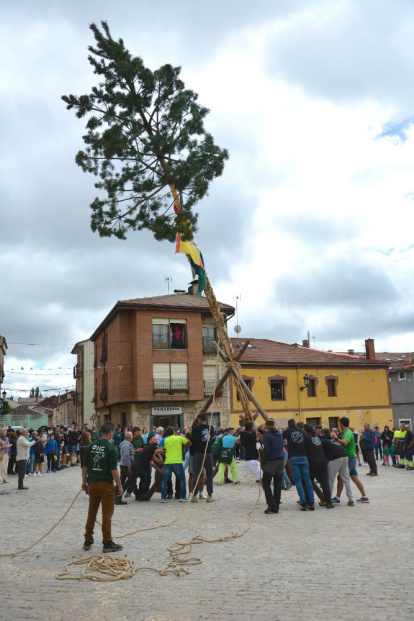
[90,293,235,341]
[231,338,388,368]
[365,352,414,372]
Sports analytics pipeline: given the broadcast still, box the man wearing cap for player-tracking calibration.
[261,419,284,514]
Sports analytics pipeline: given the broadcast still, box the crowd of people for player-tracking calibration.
[0,417,412,552]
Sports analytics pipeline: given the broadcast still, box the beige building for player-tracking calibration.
[71,339,96,428]
[0,335,7,395]
[52,391,76,427]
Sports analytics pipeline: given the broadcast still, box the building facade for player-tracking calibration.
[89,292,235,430]
[373,353,414,429]
[71,339,96,428]
[0,335,7,411]
[229,338,394,431]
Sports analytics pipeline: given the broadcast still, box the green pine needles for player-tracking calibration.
[62,21,229,242]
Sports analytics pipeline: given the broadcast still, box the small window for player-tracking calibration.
[398,371,406,381]
[202,325,217,353]
[271,381,285,401]
[327,379,337,397]
[237,379,252,401]
[307,379,316,397]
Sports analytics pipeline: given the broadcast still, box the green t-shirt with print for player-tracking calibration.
[164,435,188,465]
[84,439,118,483]
[342,429,356,458]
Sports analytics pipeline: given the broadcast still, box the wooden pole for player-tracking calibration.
[199,340,250,414]
[212,341,269,421]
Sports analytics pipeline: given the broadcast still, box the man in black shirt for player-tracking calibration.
[404,425,414,470]
[239,421,261,481]
[191,413,214,502]
[122,435,162,499]
[283,419,315,510]
[303,424,333,508]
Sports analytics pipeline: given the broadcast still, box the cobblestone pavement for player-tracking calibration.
[1,461,413,621]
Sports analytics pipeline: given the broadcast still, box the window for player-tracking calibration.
[307,379,316,397]
[398,371,406,381]
[270,381,285,401]
[202,325,217,353]
[152,319,187,350]
[237,378,252,401]
[204,365,218,397]
[327,379,337,397]
[329,417,339,430]
[153,363,188,394]
[306,417,321,426]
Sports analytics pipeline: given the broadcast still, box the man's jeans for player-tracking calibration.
[26,453,35,474]
[161,463,187,500]
[289,456,314,504]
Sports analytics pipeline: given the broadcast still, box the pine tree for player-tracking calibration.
[62,21,228,242]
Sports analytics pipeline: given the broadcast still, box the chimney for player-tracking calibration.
[302,339,309,348]
[365,338,376,361]
[348,349,355,355]
[187,283,198,296]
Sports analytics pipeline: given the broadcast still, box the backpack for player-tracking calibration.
[219,447,234,465]
[211,434,223,454]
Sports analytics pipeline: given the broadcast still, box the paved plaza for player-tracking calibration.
[1,461,413,621]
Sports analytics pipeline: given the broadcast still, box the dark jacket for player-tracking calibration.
[304,432,327,464]
[263,428,284,462]
[321,437,347,461]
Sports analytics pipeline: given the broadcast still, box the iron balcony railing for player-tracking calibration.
[73,364,82,379]
[202,336,216,354]
[153,379,189,394]
[152,334,187,350]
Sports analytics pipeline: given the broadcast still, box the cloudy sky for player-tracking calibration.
[1,0,414,398]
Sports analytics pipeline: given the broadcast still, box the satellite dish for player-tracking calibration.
[234,325,242,334]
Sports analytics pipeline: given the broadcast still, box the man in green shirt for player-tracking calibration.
[159,427,191,503]
[82,421,124,553]
[132,426,145,450]
[332,417,369,504]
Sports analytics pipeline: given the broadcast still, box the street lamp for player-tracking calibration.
[300,374,310,391]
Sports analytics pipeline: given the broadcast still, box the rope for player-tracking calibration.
[1,345,261,580]
[0,489,83,558]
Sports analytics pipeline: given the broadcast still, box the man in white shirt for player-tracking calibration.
[16,429,36,490]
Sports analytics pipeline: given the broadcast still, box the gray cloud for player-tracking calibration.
[265,0,414,114]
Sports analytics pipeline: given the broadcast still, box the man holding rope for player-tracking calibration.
[82,421,124,553]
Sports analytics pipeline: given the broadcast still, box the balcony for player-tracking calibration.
[204,380,225,397]
[152,334,187,350]
[100,387,108,403]
[153,378,189,395]
[202,336,216,354]
[73,392,83,406]
[73,364,82,379]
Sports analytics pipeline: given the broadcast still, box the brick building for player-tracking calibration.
[90,290,235,430]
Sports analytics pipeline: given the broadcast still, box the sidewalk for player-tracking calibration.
[1,461,413,621]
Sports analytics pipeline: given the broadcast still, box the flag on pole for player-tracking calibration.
[175,233,207,294]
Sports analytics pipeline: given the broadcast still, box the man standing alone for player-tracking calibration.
[16,429,36,490]
[82,421,124,553]
[360,423,377,476]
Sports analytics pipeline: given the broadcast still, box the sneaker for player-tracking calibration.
[102,541,123,553]
[356,497,370,503]
[348,500,355,506]
[264,506,278,514]
[37,472,42,477]
[190,496,198,503]
[46,469,50,473]
[83,538,94,551]
[299,503,307,511]
[285,483,292,490]
[224,478,233,484]
[368,472,378,476]
[179,498,188,502]
[332,497,340,504]
[161,498,167,503]
[124,492,132,498]
[326,502,335,509]
[307,503,315,511]
[319,500,328,506]
[206,495,215,502]
[233,481,241,485]
[199,492,207,499]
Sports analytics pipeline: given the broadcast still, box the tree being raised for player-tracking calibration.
[63,21,256,421]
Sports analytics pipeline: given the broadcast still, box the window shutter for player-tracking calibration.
[170,363,187,379]
[153,363,170,379]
